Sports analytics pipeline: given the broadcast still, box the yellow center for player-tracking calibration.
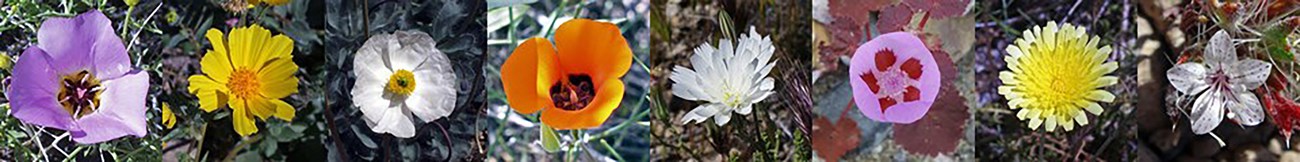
[386,70,416,96]
[228,68,261,99]
[58,70,101,119]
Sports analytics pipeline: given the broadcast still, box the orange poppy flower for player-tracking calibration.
[501,19,632,130]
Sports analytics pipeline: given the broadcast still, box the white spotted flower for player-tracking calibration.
[1167,30,1271,135]
[350,31,458,138]
[671,26,777,126]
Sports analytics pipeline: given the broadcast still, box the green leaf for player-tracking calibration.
[541,124,561,152]
[1265,27,1294,61]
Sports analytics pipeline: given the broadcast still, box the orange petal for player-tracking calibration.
[553,19,632,81]
[541,78,624,130]
[501,38,562,114]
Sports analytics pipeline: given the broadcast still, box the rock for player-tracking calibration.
[1232,144,1276,161]
[1192,136,1222,158]
[1150,128,1181,153]
[1281,151,1300,162]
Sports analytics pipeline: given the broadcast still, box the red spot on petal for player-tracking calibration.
[902,58,923,79]
[904,86,921,102]
[861,71,880,93]
[880,97,897,113]
[875,49,897,71]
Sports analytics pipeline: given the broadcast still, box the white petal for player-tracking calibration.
[679,104,722,125]
[1045,116,1058,132]
[372,107,417,138]
[736,104,753,115]
[1006,45,1024,58]
[389,31,436,71]
[1167,63,1210,95]
[1074,112,1090,125]
[1230,59,1272,90]
[670,66,708,101]
[406,50,458,122]
[1190,88,1227,135]
[1204,30,1237,67]
[714,110,732,126]
[1227,90,1265,126]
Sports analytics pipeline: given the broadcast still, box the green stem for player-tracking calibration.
[223,134,261,161]
[542,0,570,38]
[599,139,624,162]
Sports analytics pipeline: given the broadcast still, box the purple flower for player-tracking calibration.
[849,32,941,124]
[7,10,149,144]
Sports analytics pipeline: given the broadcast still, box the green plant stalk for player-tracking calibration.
[224,134,262,161]
[542,0,570,38]
[599,139,624,161]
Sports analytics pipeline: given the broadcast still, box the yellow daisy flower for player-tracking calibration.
[188,25,298,137]
[997,21,1118,132]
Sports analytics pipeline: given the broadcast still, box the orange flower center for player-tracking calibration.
[227,68,261,99]
[550,75,595,111]
[58,70,101,119]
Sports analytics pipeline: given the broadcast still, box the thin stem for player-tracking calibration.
[223,134,261,161]
[543,0,571,38]
[598,139,624,162]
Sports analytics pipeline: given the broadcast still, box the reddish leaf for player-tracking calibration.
[818,20,866,71]
[829,0,899,26]
[877,4,914,34]
[812,106,862,161]
[902,0,971,19]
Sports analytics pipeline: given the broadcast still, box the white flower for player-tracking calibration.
[1167,30,1271,135]
[671,26,777,126]
[350,31,458,138]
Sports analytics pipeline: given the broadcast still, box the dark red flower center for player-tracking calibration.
[58,70,102,119]
[860,48,924,113]
[550,74,595,111]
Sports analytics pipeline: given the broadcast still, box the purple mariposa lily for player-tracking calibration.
[7,10,150,144]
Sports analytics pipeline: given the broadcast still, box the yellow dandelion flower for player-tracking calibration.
[998,21,1118,132]
[188,25,298,137]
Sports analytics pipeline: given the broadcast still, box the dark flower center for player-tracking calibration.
[550,75,595,111]
[58,70,102,119]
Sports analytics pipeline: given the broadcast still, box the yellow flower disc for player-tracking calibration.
[998,21,1118,132]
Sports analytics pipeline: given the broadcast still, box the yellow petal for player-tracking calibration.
[188,75,228,112]
[230,99,258,137]
[260,35,295,62]
[203,30,234,82]
[162,103,176,129]
[258,58,299,99]
[269,99,295,121]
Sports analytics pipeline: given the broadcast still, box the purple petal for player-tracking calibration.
[8,47,77,130]
[36,10,131,78]
[70,71,149,144]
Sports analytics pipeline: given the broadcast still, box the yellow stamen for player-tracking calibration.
[386,70,416,96]
[228,68,261,99]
